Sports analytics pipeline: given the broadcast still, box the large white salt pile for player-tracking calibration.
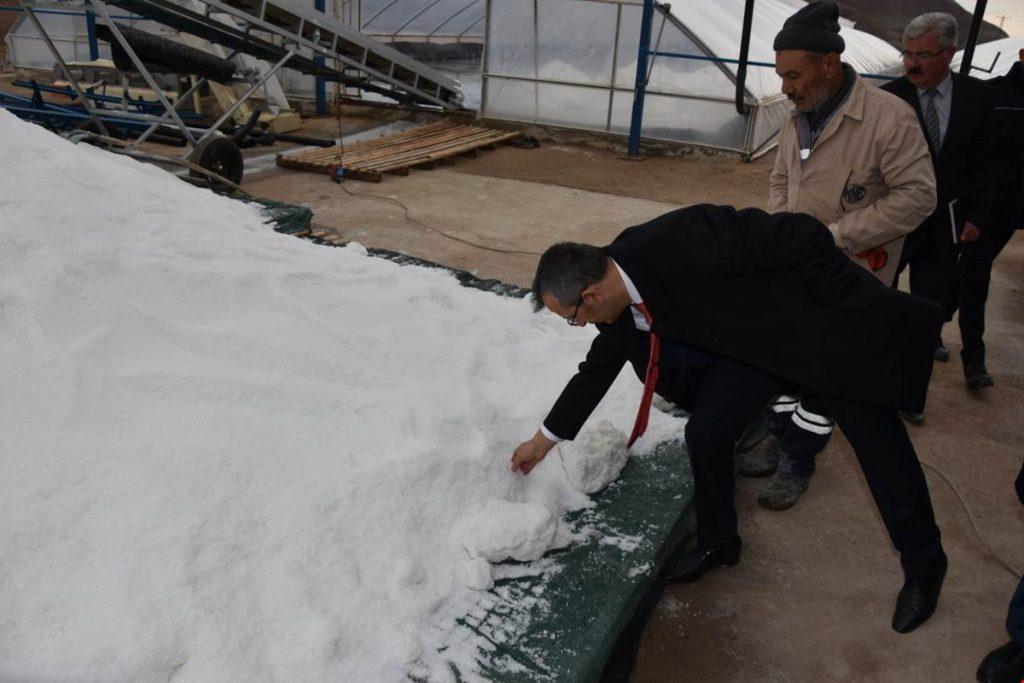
[0,110,680,681]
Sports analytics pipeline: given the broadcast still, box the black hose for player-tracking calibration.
[232,108,262,143]
[270,132,336,147]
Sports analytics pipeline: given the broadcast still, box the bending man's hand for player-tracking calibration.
[511,430,556,475]
[960,221,981,243]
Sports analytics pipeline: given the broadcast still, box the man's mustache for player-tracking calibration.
[908,68,923,75]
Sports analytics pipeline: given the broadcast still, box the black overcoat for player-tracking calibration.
[543,205,943,440]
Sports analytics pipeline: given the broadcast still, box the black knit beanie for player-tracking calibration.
[773,1,846,54]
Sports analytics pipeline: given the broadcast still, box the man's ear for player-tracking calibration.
[823,52,841,77]
[581,283,604,306]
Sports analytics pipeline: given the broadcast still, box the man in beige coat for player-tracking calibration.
[739,0,938,511]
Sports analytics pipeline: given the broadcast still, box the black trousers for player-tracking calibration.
[676,358,945,580]
[895,224,959,322]
[958,223,1017,364]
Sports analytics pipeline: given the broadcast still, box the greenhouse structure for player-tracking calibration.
[6,0,906,155]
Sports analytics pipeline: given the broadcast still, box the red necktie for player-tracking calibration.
[628,302,660,448]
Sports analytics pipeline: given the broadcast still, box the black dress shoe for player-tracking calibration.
[977,641,1024,683]
[892,558,947,633]
[663,539,741,583]
[965,362,995,391]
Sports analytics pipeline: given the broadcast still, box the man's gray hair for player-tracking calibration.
[904,12,958,49]
[531,242,609,312]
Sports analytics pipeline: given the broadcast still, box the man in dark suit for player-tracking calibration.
[958,50,1024,391]
[881,12,996,405]
[511,205,948,633]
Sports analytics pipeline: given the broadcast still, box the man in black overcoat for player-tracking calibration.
[957,51,1024,391]
[881,12,996,394]
[511,204,947,633]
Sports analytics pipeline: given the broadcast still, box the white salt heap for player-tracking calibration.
[0,110,679,681]
[557,420,630,494]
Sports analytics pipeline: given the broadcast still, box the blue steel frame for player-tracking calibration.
[314,0,326,115]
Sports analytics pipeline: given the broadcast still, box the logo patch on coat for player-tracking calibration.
[843,183,868,204]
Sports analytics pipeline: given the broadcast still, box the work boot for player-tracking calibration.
[934,341,950,363]
[758,471,810,510]
[964,362,995,391]
[737,434,779,478]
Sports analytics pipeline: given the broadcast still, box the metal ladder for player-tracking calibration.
[105,0,464,109]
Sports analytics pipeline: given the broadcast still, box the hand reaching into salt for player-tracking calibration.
[510,429,557,474]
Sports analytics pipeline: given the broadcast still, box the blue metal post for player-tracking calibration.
[314,0,327,115]
[626,0,656,157]
[85,1,100,61]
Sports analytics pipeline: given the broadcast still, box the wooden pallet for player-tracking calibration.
[275,120,522,182]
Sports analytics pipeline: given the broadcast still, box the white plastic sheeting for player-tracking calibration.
[952,36,1024,80]
[482,0,901,156]
[359,0,484,41]
[4,9,175,70]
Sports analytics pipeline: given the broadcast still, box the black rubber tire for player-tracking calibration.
[189,135,244,191]
[74,118,122,143]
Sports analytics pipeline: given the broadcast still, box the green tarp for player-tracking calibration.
[444,441,695,682]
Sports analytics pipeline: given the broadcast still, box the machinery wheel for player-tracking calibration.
[74,118,122,143]
[189,134,244,192]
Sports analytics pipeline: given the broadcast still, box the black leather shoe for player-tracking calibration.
[934,342,950,363]
[663,539,741,583]
[892,558,947,633]
[965,362,995,391]
[976,641,1024,683]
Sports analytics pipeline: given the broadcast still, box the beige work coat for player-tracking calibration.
[769,72,937,284]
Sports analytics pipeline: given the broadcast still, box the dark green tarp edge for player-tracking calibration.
[461,442,695,682]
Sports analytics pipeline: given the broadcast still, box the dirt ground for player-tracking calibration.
[244,123,1024,682]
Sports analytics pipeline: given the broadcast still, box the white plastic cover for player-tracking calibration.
[666,0,900,99]
[952,36,1024,81]
[360,0,484,40]
[483,0,903,154]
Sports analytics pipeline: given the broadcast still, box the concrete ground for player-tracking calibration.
[244,123,1023,682]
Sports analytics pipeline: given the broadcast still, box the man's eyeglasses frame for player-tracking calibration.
[900,47,953,63]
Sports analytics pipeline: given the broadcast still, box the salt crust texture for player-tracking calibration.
[557,420,630,494]
[0,110,680,681]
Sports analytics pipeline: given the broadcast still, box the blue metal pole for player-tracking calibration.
[85,1,99,61]
[314,0,327,115]
[626,0,655,157]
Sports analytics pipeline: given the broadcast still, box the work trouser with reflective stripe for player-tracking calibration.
[768,394,834,479]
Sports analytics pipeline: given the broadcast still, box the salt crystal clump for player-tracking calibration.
[557,420,629,494]
[345,241,369,256]
[454,500,558,566]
